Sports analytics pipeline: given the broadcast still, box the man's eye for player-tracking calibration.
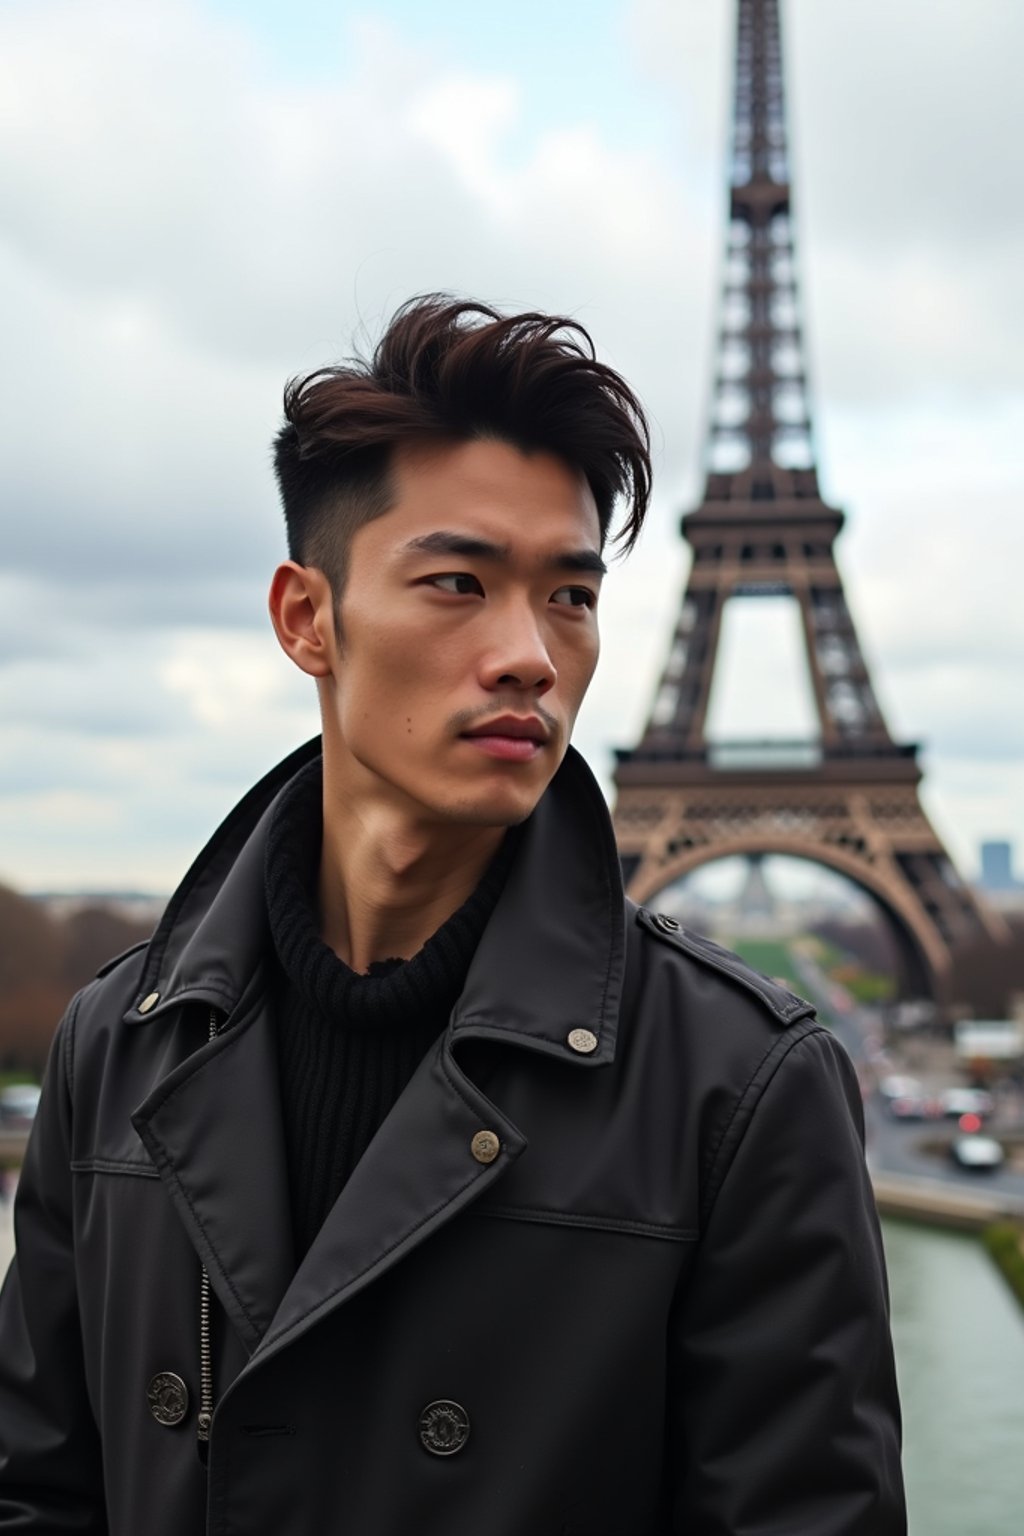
[551,586,596,609]
[429,573,484,596]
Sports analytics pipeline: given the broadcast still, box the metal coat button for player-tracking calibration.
[138,991,161,1014]
[147,1372,189,1426]
[654,913,681,933]
[419,1399,471,1456]
[471,1130,500,1164]
[567,1028,598,1054]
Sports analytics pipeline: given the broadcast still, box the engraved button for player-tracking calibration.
[470,1130,500,1164]
[138,991,160,1014]
[419,1399,470,1456]
[654,913,681,933]
[147,1371,189,1426]
[567,1028,598,1055]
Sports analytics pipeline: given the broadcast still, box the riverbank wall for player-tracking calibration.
[870,1170,1024,1232]
[871,1171,1024,1314]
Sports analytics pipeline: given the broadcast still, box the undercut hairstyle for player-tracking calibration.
[272,294,652,596]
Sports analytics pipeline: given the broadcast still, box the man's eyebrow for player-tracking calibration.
[402,531,506,561]
[400,531,607,577]
[556,548,608,577]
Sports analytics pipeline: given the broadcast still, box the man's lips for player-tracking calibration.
[461,715,550,743]
[459,715,551,762]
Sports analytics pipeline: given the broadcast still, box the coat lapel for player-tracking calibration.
[126,739,625,1371]
[248,1034,525,1369]
[450,746,626,1065]
[131,991,295,1356]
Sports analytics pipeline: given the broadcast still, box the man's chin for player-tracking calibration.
[431,771,554,828]
[435,792,542,829]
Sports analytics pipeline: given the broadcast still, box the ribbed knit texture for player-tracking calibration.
[265,759,516,1259]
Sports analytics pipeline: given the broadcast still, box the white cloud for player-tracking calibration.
[0,0,1021,890]
[408,74,522,208]
[159,628,310,733]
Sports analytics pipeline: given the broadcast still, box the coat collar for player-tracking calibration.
[124,736,320,1027]
[129,737,627,1359]
[124,737,627,1067]
[449,745,625,1067]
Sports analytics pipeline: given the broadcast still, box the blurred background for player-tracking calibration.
[1,2,1023,1530]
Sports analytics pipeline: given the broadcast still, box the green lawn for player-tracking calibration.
[726,938,807,997]
[0,1071,39,1091]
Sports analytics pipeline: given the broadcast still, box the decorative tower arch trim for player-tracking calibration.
[629,837,948,995]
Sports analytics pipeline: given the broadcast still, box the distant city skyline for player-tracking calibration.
[25,836,1020,909]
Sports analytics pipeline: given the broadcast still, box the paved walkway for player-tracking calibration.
[1,1187,16,1278]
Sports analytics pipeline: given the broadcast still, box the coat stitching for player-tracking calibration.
[638,909,813,1024]
[438,1038,505,1122]
[141,1131,261,1343]
[130,978,237,1021]
[701,1016,819,1189]
[70,1158,159,1179]
[132,1013,267,1347]
[700,1018,825,1228]
[265,1162,486,1351]
[474,1204,698,1242]
[139,998,257,1116]
[132,737,330,1000]
[63,990,82,1112]
[579,764,617,1046]
[261,1048,498,1352]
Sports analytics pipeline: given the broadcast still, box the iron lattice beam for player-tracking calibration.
[705,0,816,500]
[611,0,1004,999]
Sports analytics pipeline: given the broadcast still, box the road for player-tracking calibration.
[789,944,1024,1214]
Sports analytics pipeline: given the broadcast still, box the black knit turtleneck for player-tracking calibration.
[265,759,516,1259]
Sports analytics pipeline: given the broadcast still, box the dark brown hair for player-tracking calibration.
[273,294,651,591]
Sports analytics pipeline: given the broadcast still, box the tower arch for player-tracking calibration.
[635,840,938,1002]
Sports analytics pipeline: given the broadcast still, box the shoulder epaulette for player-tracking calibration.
[94,939,150,980]
[635,907,816,1027]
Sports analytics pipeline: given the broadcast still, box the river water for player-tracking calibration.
[883,1218,1024,1535]
[1,1201,1022,1527]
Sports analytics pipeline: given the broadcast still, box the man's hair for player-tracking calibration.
[272,294,652,593]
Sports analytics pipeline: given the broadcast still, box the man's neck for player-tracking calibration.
[317,784,506,974]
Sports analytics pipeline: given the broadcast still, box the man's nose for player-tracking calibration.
[479,606,556,694]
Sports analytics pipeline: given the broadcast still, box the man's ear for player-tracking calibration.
[268,561,336,678]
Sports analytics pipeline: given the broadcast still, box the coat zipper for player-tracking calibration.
[197,1006,220,1462]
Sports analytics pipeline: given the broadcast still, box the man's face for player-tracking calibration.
[323,437,604,827]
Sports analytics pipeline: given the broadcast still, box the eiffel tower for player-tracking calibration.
[612,0,1003,999]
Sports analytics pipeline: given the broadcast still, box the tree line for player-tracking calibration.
[1,879,1020,1082]
[0,884,155,1079]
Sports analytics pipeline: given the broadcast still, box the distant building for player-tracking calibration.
[979,841,1017,891]
[955,1019,1024,1071]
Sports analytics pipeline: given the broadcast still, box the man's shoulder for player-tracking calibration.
[617,905,846,1231]
[629,904,816,1031]
[61,940,152,1061]
[93,939,151,982]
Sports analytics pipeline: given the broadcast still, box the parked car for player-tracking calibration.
[878,1074,926,1102]
[949,1133,1004,1172]
[886,1093,943,1122]
[0,1083,41,1132]
[878,1078,942,1120]
[940,1087,995,1121]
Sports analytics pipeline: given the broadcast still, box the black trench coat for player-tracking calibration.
[0,741,905,1534]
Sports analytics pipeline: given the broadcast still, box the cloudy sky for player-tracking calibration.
[1,0,1021,893]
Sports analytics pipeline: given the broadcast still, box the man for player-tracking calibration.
[0,296,905,1533]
